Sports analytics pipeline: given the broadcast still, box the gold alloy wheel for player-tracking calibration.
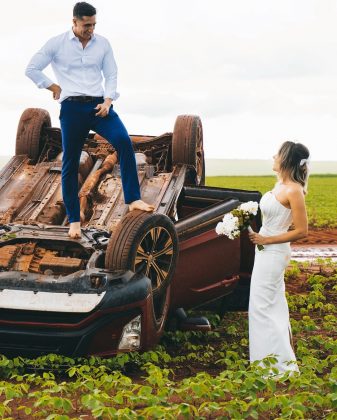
[105,210,179,301]
[134,226,174,292]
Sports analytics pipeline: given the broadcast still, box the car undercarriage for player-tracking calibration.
[0,108,261,356]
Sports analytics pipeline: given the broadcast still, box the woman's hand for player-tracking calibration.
[248,231,267,246]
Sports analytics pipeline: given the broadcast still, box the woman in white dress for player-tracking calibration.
[248,141,310,375]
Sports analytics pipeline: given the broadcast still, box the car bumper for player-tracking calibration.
[0,269,160,357]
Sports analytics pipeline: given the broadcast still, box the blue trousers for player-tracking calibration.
[60,99,141,223]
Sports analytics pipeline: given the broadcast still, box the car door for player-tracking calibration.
[170,186,262,310]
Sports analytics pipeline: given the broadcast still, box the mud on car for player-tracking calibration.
[0,108,261,357]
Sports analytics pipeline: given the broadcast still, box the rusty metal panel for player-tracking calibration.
[0,156,29,190]
[40,254,83,274]
[155,165,187,218]
[0,245,19,269]
[0,163,51,223]
[13,254,35,272]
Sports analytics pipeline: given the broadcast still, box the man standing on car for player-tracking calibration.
[25,2,154,239]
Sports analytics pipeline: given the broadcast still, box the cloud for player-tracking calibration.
[1,0,337,160]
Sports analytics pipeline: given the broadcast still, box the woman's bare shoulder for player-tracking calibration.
[285,182,305,198]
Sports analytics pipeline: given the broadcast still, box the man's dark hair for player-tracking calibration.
[73,2,96,18]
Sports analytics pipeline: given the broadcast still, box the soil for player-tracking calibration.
[293,228,337,245]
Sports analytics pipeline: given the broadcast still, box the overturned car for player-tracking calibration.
[0,109,261,357]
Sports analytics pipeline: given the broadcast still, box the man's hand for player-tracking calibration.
[95,98,112,117]
[47,83,62,100]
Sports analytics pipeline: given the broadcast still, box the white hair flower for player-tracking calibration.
[299,158,310,167]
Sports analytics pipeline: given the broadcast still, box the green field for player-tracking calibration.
[206,175,337,228]
[0,261,336,418]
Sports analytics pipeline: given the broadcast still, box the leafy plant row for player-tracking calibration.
[0,259,336,419]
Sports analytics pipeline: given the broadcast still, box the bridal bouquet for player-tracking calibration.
[215,201,264,250]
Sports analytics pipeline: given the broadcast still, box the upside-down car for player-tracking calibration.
[0,109,261,356]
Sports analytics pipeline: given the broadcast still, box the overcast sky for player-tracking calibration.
[1,0,337,161]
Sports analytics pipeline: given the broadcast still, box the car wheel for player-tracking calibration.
[15,108,51,163]
[172,115,205,186]
[105,209,179,304]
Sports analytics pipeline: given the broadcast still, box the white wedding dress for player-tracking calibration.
[248,184,299,375]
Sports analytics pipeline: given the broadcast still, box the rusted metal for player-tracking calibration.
[0,245,18,269]
[40,253,83,274]
[0,237,87,275]
[0,117,188,276]
[79,153,117,222]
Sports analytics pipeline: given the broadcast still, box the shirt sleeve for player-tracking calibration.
[102,40,120,101]
[25,38,56,89]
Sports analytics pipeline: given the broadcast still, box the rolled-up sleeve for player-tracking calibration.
[102,40,120,100]
[25,38,55,89]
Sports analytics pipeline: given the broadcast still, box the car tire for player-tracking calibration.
[16,108,51,163]
[151,284,171,334]
[105,210,179,301]
[172,115,205,186]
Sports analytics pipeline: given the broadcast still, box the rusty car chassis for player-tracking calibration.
[0,108,261,357]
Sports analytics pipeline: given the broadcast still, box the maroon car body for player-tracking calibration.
[0,109,261,357]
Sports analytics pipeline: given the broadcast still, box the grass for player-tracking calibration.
[0,260,336,418]
[206,175,337,228]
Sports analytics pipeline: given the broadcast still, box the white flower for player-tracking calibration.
[215,222,226,235]
[239,201,259,216]
[216,201,260,242]
[228,229,240,240]
[216,214,239,239]
[216,213,240,240]
[222,213,239,230]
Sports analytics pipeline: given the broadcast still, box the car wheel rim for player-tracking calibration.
[134,226,174,292]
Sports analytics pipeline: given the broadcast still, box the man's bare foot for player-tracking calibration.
[129,200,155,212]
[68,222,81,239]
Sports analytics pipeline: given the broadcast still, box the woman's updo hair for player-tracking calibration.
[278,141,310,193]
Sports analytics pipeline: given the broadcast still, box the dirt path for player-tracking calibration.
[291,228,337,260]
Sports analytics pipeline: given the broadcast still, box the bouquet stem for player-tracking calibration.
[247,226,264,251]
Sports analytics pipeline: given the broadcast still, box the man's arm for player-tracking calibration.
[102,39,120,102]
[25,38,61,100]
[95,39,120,117]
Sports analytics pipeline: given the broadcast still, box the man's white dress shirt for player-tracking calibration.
[26,30,120,102]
